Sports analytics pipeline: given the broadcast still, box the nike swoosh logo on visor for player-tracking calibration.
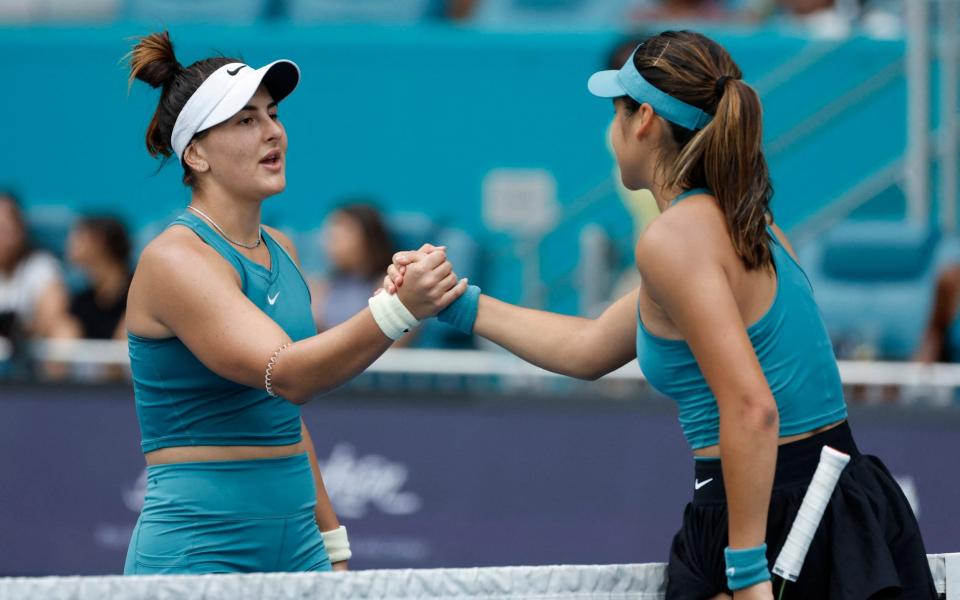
[227,66,246,76]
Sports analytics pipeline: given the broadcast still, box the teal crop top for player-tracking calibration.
[637,190,847,450]
[129,212,317,453]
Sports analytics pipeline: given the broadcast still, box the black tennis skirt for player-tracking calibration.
[666,421,937,599]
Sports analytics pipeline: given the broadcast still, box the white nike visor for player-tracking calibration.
[171,59,300,161]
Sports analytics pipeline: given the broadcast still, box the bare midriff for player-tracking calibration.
[145,441,307,466]
[692,418,846,459]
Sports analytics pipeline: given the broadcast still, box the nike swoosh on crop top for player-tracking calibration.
[129,212,317,453]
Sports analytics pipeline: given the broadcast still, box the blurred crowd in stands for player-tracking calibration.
[0,0,905,39]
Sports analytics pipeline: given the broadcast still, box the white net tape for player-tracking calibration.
[1,556,955,600]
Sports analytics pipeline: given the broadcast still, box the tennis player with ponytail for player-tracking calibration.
[388,31,936,599]
[122,31,465,574]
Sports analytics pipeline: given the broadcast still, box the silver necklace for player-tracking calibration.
[187,205,262,249]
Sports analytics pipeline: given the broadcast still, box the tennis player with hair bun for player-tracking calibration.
[389,31,936,599]
[122,31,466,574]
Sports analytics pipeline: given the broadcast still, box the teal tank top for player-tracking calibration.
[636,190,847,450]
[129,212,316,453]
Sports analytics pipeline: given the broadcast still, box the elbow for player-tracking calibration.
[275,377,338,405]
[576,354,622,381]
[265,347,317,405]
[758,406,779,435]
[552,362,602,381]
[271,377,311,406]
[577,365,606,381]
[745,401,779,435]
[284,391,310,406]
[562,347,609,381]
[726,394,779,434]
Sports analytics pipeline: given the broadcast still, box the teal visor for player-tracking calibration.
[588,49,712,131]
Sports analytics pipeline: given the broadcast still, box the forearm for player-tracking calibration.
[474,295,605,379]
[33,280,70,337]
[300,421,340,531]
[914,328,942,363]
[272,309,394,403]
[719,399,779,549]
[919,271,960,362]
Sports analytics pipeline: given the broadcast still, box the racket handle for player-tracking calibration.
[772,445,851,582]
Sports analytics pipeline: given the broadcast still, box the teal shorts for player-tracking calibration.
[124,453,331,574]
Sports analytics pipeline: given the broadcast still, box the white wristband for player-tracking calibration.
[321,525,352,563]
[368,291,419,340]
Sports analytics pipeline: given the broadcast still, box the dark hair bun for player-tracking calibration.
[128,31,182,89]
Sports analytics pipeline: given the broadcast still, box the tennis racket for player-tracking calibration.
[770,445,851,599]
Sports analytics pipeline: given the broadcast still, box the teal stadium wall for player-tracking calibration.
[0,24,924,313]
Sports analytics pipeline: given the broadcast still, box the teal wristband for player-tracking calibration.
[437,284,481,334]
[724,543,770,591]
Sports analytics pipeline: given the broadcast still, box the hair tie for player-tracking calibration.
[714,75,733,97]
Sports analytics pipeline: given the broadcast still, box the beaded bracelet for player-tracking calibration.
[264,343,291,397]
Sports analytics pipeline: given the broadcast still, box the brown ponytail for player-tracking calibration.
[125,31,240,185]
[626,31,773,271]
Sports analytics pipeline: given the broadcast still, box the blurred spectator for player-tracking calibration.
[310,203,398,333]
[781,0,833,16]
[770,0,902,38]
[597,37,662,302]
[446,0,476,19]
[859,0,902,39]
[915,265,960,364]
[0,191,70,362]
[630,0,753,21]
[777,0,850,37]
[52,216,132,341]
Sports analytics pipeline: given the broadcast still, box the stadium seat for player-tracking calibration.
[798,220,950,361]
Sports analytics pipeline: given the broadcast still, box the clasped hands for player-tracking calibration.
[376,244,465,319]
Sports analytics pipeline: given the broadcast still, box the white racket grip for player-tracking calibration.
[772,445,851,582]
